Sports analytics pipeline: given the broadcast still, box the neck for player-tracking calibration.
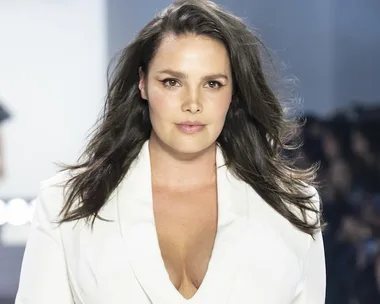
[148,138,217,190]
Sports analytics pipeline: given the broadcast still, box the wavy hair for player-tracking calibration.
[59,0,322,235]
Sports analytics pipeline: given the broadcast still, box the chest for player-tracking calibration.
[152,183,218,298]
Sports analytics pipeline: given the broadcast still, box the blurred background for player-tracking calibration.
[0,0,379,303]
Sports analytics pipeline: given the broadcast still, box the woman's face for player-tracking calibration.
[139,34,233,155]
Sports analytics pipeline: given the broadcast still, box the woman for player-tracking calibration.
[16,0,325,303]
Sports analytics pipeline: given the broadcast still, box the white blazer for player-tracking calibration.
[16,141,326,304]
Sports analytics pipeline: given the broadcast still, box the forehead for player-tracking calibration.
[149,33,231,74]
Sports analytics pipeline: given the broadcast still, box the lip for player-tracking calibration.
[178,121,205,126]
[176,121,206,134]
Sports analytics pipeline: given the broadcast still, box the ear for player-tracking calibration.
[138,67,148,100]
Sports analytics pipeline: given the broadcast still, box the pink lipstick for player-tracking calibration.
[176,121,205,134]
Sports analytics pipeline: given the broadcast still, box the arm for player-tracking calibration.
[293,229,326,303]
[15,184,74,304]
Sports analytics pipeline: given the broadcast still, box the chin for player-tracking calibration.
[150,129,217,157]
[173,145,206,156]
[166,137,215,157]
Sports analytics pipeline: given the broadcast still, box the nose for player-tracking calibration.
[181,89,203,114]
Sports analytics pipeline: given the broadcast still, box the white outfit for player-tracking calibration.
[16,141,326,303]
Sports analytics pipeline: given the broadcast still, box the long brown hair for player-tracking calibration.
[59,0,322,235]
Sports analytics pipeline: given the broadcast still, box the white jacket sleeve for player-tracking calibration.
[293,191,326,304]
[15,183,74,304]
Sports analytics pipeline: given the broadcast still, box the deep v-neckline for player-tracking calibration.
[116,141,250,303]
[151,182,219,300]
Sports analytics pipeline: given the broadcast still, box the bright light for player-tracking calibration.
[0,200,6,226]
[6,198,30,226]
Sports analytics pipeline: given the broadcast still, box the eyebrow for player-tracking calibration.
[157,69,229,81]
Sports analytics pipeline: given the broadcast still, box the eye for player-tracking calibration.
[205,81,222,89]
[162,78,180,88]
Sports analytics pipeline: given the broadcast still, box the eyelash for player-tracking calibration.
[161,78,223,89]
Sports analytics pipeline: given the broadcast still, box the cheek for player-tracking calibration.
[210,95,231,122]
[147,89,176,120]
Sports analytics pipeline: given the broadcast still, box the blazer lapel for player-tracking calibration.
[73,182,130,303]
[194,146,251,303]
[116,141,178,303]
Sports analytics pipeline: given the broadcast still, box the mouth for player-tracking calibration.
[176,122,206,134]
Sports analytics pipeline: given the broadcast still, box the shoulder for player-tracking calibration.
[286,184,322,255]
[36,169,80,222]
[41,170,73,188]
[250,182,321,229]
[293,183,321,224]
[284,183,322,235]
[247,183,321,258]
[40,169,76,199]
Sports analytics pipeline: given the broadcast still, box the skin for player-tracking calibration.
[138,34,234,298]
